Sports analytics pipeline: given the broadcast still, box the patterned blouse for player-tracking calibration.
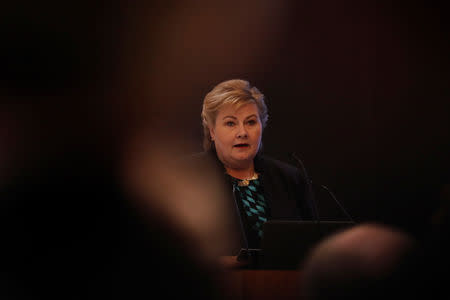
[229,175,268,249]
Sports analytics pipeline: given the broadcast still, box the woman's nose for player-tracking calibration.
[236,124,248,138]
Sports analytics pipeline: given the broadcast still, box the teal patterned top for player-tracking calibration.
[231,176,268,249]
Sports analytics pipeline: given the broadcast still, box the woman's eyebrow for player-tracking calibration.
[244,114,257,120]
[222,115,237,120]
[222,114,257,120]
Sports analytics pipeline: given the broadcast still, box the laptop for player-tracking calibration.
[237,220,355,269]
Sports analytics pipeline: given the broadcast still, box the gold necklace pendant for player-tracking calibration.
[238,179,250,187]
[238,173,259,187]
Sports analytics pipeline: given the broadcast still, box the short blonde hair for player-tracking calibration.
[201,79,268,151]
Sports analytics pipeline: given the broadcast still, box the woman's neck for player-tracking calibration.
[225,164,256,180]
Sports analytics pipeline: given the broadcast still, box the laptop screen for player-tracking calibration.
[260,220,355,269]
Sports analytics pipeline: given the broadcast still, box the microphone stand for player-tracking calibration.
[319,184,355,223]
[291,153,321,224]
[233,184,250,262]
[290,153,355,224]
[233,184,262,267]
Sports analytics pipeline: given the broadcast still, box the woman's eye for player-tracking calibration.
[247,119,256,125]
[225,121,235,127]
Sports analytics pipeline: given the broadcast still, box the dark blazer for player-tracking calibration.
[189,150,316,255]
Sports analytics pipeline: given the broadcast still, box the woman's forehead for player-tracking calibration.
[217,102,259,116]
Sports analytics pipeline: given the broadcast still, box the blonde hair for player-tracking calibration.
[201,79,268,151]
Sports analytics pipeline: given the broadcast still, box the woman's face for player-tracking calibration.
[210,102,262,169]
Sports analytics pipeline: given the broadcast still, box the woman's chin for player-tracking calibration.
[231,155,255,167]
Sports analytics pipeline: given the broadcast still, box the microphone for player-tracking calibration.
[290,152,355,224]
[290,152,320,223]
[319,184,355,223]
[232,184,250,261]
[232,183,262,264]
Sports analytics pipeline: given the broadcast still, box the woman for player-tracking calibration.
[193,79,315,255]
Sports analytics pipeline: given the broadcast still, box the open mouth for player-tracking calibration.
[234,143,250,148]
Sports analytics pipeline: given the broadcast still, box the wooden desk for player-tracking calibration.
[220,256,302,300]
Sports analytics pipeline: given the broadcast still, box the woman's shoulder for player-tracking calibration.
[256,154,300,177]
[257,154,308,191]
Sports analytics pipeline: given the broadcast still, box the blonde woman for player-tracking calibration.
[192,79,315,256]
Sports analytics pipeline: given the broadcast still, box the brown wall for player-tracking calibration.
[174,0,450,236]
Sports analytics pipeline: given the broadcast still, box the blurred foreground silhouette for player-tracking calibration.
[1,1,287,298]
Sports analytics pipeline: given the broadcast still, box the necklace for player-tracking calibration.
[238,172,259,187]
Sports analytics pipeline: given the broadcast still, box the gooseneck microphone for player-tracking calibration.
[290,152,320,223]
[233,183,262,264]
[232,184,249,251]
[233,184,260,263]
[290,152,355,224]
[319,184,355,223]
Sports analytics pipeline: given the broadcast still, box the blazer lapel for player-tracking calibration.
[255,155,275,219]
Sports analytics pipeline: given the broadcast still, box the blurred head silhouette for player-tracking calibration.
[1,1,296,298]
[300,223,417,300]
[1,1,286,299]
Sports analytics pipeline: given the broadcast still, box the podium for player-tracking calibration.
[220,256,302,300]
[218,221,354,298]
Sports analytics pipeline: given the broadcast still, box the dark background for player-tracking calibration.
[2,0,449,239]
[2,1,448,298]
[164,0,450,237]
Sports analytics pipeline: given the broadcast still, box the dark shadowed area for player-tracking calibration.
[162,0,450,238]
[1,0,449,298]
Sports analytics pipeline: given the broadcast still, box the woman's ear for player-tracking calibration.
[209,126,215,141]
